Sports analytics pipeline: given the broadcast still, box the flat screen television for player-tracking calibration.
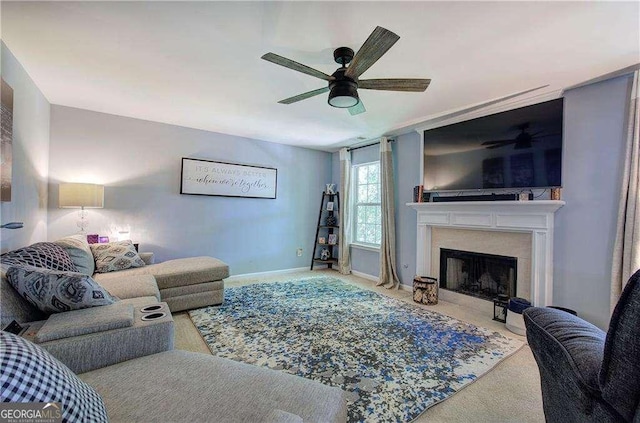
[423,98,563,192]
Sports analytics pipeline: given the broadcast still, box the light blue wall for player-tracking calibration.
[0,44,50,252]
[47,106,332,275]
[554,74,631,329]
[394,132,421,286]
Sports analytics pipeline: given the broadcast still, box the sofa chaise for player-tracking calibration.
[53,234,229,312]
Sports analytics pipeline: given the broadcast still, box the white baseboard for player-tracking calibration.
[351,271,415,293]
[227,267,309,281]
[351,270,378,282]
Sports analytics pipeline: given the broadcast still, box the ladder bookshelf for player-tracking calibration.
[311,191,340,270]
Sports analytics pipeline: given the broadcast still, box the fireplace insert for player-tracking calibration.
[439,248,517,301]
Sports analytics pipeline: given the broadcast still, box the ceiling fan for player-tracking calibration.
[261,26,431,115]
[481,123,560,150]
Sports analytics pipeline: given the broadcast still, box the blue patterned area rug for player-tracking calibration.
[189,276,522,423]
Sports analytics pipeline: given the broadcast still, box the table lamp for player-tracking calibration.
[59,183,104,233]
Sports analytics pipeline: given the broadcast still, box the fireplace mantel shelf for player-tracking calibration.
[407,199,565,307]
[407,200,565,213]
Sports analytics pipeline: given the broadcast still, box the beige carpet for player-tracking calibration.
[174,269,545,423]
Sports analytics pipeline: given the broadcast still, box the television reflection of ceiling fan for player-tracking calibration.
[261,26,431,116]
[481,123,560,150]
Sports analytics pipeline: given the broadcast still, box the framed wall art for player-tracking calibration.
[180,157,277,199]
[1,78,14,202]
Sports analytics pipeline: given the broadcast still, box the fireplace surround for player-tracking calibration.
[407,200,564,308]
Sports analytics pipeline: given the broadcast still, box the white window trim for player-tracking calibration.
[352,160,382,247]
[350,242,380,252]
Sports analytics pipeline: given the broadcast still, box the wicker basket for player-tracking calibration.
[413,276,438,305]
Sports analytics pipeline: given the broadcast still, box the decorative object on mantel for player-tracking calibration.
[413,276,438,305]
[1,78,14,202]
[180,157,277,199]
[189,277,523,423]
[86,234,99,244]
[98,236,109,243]
[59,183,104,234]
[550,187,562,200]
[0,222,23,229]
[412,185,430,203]
[413,185,423,202]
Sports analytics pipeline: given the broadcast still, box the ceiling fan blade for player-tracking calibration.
[345,26,400,79]
[262,53,333,81]
[533,133,562,139]
[348,101,366,116]
[481,139,514,145]
[278,87,330,104]
[487,142,516,149]
[359,79,431,92]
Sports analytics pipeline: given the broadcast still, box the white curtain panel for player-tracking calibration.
[377,137,401,289]
[338,148,352,275]
[611,70,640,311]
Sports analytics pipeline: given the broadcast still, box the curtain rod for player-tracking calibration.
[347,139,395,152]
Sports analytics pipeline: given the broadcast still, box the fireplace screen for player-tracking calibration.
[439,248,517,301]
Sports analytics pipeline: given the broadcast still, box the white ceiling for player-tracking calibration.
[1,1,639,151]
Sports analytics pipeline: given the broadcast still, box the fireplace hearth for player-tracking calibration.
[439,248,517,302]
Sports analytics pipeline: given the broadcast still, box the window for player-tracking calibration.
[353,161,381,246]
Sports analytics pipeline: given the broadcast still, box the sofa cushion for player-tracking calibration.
[90,240,145,274]
[55,235,95,276]
[35,303,135,343]
[92,274,160,301]
[0,242,78,272]
[79,350,348,423]
[0,332,108,422]
[5,265,117,314]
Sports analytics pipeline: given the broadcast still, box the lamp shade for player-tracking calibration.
[59,183,104,208]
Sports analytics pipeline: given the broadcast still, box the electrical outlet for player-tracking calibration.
[296,248,303,257]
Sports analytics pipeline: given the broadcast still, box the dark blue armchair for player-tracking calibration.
[523,269,640,423]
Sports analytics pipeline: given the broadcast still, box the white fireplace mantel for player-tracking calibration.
[407,200,565,307]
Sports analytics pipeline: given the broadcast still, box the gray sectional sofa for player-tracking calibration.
[0,239,349,422]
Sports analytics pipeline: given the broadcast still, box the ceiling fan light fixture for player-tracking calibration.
[328,82,359,108]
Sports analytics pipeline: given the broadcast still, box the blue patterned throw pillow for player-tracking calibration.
[4,265,116,314]
[0,242,78,272]
[90,240,145,273]
[0,332,108,422]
